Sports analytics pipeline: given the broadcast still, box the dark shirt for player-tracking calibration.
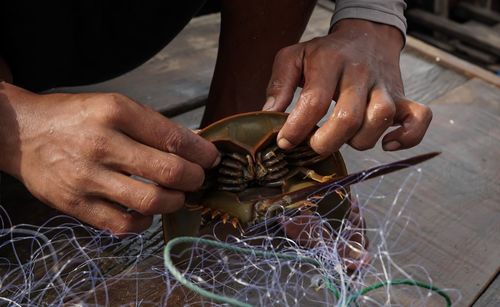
[0,0,205,91]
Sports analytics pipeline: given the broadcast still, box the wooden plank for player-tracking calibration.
[408,31,456,53]
[406,36,500,87]
[52,13,221,114]
[86,91,500,306]
[407,9,500,56]
[0,2,468,272]
[434,0,449,18]
[315,0,500,87]
[3,4,496,305]
[52,5,473,114]
[473,273,500,307]
[451,40,498,64]
[400,49,468,103]
[457,2,500,25]
[295,3,469,104]
[465,19,500,36]
[488,63,500,73]
[316,0,335,12]
[431,77,500,108]
[335,113,500,304]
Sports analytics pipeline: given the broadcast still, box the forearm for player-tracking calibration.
[201,0,316,127]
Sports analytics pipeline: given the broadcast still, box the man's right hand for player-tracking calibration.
[0,82,220,236]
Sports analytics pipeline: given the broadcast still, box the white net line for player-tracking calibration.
[0,164,460,306]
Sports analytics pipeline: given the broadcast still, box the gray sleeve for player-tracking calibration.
[330,0,407,38]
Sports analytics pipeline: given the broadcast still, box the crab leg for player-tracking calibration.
[297,167,337,183]
[256,151,440,215]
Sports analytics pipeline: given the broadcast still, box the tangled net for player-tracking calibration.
[0,162,461,306]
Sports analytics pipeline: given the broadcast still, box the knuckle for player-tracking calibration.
[72,163,96,187]
[298,90,323,109]
[267,78,285,92]
[65,196,84,209]
[159,162,185,186]
[112,215,137,235]
[421,104,433,123]
[161,161,185,186]
[375,101,396,121]
[96,93,127,124]
[138,188,163,215]
[275,46,295,60]
[275,45,303,68]
[338,112,362,135]
[409,101,433,124]
[163,129,187,153]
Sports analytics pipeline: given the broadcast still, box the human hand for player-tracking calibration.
[280,201,369,272]
[263,19,432,154]
[0,82,220,236]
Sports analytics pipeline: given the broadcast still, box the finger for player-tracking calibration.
[102,94,220,169]
[280,214,326,249]
[68,198,153,236]
[382,98,433,151]
[263,45,304,111]
[92,171,185,215]
[104,133,205,192]
[348,86,396,150]
[276,52,342,150]
[309,69,370,154]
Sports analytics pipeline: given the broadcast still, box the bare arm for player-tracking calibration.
[201,0,316,126]
[203,0,431,153]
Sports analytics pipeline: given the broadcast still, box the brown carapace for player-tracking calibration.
[162,112,351,243]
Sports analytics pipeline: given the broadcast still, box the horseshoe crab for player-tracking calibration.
[162,111,351,242]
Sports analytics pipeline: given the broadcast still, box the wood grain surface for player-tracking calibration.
[2,4,499,306]
[76,91,500,306]
[52,6,469,112]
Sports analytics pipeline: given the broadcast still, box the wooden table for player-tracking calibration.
[1,5,499,306]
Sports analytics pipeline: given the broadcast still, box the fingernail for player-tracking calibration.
[277,137,293,150]
[383,141,401,151]
[211,154,221,168]
[263,96,275,111]
[348,248,362,260]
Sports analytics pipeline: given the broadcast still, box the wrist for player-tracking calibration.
[330,0,407,44]
[330,19,404,52]
[0,82,36,177]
